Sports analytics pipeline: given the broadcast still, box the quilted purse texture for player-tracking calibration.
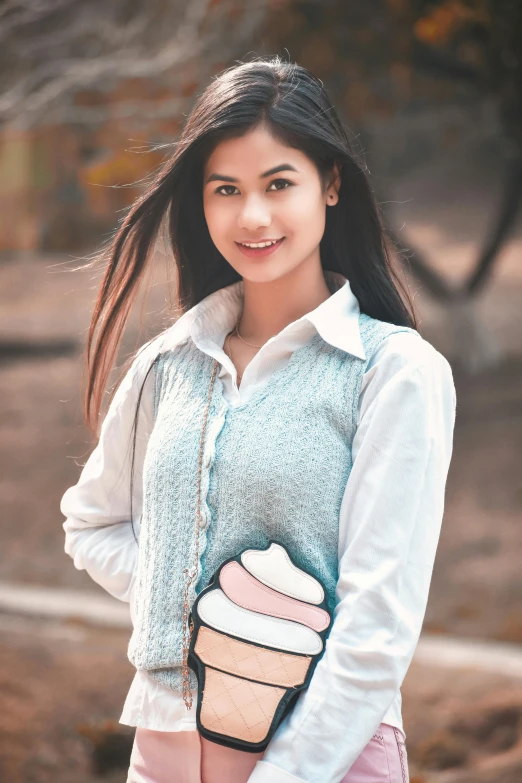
[188,540,333,752]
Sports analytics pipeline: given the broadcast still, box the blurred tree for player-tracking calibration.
[0,0,270,128]
[405,0,522,302]
[262,0,522,368]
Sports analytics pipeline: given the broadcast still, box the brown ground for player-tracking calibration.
[0,139,521,781]
[2,613,522,783]
[0,616,133,783]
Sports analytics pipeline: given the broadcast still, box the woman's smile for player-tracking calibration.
[235,236,285,258]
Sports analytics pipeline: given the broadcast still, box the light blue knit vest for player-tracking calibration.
[127,313,418,692]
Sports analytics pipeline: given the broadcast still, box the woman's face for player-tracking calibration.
[202,124,338,284]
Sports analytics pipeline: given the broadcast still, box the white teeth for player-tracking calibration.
[241,239,279,248]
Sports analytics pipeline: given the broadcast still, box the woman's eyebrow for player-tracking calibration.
[205,163,299,184]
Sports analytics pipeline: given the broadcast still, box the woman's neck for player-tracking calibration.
[238,263,332,344]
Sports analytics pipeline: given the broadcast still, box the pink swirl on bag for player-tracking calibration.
[219,561,330,632]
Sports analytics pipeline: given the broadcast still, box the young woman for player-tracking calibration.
[60,57,456,783]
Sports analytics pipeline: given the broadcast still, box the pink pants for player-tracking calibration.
[126,722,409,783]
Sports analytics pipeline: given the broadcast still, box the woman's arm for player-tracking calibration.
[249,333,457,783]
[60,339,159,604]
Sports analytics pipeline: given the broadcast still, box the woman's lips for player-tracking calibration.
[235,237,285,258]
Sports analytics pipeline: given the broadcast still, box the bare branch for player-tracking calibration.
[0,0,270,128]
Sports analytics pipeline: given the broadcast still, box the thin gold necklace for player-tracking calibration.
[233,322,263,349]
[225,319,267,385]
[224,330,241,385]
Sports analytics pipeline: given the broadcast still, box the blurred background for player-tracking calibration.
[0,1,521,781]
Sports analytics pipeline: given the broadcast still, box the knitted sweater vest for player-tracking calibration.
[127,313,418,693]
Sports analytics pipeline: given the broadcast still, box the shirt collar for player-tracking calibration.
[160,270,366,360]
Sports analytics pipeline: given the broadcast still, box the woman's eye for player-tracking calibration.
[216,185,238,196]
[215,179,293,196]
[267,178,292,191]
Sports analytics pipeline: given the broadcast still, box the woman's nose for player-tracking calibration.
[238,194,271,231]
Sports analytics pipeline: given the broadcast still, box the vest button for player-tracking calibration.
[203,452,212,468]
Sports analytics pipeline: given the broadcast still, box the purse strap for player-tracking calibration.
[181,357,220,709]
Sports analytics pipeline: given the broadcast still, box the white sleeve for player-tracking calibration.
[60,341,158,604]
[249,334,456,783]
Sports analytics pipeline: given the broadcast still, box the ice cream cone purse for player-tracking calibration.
[180,359,334,752]
[188,542,332,752]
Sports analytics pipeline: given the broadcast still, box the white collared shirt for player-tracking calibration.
[60,272,456,783]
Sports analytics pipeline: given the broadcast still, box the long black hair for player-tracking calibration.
[84,55,417,542]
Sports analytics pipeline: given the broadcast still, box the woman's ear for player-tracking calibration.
[326,163,341,206]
